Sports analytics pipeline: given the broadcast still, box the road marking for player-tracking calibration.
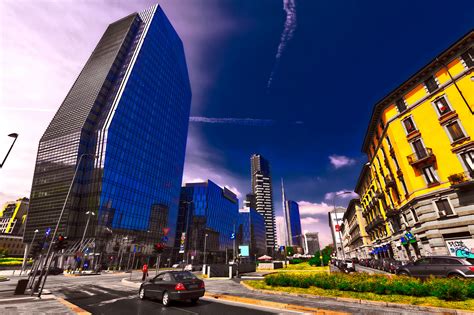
[82,290,94,296]
[201,297,303,314]
[94,294,136,307]
[91,287,110,294]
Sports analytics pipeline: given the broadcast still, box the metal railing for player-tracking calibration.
[407,147,434,165]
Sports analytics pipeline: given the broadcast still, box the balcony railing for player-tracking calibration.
[384,207,398,217]
[448,171,474,189]
[407,148,435,166]
[384,174,396,187]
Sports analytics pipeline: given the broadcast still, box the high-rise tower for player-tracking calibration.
[282,179,302,247]
[24,4,191,258]
[250,154,276,253]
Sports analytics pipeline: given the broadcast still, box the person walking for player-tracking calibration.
[142,263,148,281]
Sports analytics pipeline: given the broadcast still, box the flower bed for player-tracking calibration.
[264,272,474,301]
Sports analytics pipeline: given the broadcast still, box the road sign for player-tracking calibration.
[163,227,170,236]
[335,224,340,232]
[230,232,236,240]
[161,236,169,243]
[45,228,51,236]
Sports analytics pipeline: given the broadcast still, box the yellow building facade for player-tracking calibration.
[355,31,474,260]
[340,199,371,259]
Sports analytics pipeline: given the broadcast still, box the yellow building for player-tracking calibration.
[340,199,371,259]
[0,198,28,235]
[355,31,474,260]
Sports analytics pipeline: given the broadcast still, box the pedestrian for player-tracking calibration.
[142,263,148,281]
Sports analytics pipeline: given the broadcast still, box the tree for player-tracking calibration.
[308,245,333,267]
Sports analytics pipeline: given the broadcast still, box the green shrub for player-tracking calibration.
[289,259,303,265]
[264,272,473,301]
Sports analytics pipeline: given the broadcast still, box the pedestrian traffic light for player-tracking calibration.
[54,235,68,251]
[153,243,165,254]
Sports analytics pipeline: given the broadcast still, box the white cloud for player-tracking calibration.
[224,185,242,198]
[297,201,332,216]
[301,217,319,224]
[329,155,356,169]
[324,190,359,201]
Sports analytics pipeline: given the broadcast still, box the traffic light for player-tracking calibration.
[54,235,68,251]
[153,243,165,254]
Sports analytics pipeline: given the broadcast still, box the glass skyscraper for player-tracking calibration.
[176,180,239,264]
[250,154,276,252]
[24,4,191,261]
[285,200,302,247]
[238,207,267,258]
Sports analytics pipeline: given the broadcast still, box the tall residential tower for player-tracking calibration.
[250,154,276,253]
[24,5,191,261]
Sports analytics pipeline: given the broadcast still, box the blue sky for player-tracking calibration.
[0,0,473,245]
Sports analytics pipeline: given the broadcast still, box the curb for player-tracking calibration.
[205,292,349,315]
[56,297,91,315]
[240,281,474,315]
[121,278,141,288]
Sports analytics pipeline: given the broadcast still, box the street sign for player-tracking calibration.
[335,224,340,232]
[161,236,169,243]
[163,227,170,236]
[230,232,236,240]
[179,232,186,254]
[45,228,51,236]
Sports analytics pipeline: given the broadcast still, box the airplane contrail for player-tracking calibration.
[267,0,297,90]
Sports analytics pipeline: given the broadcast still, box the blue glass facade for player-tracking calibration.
[26,4,190,260]
[286,200,302,247]
[176,180,239,263]
[238,207,267,258]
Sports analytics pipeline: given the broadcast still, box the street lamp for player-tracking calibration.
[38,153,95,297]
[333,191,353,260]
[0,133,18,168]
[79,211,96,270]
[21,229,39,275]
[203,233,209,265]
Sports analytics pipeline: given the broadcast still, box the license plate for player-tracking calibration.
[188,284,198,289]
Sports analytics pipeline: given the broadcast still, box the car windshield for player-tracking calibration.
[173,271,197,281]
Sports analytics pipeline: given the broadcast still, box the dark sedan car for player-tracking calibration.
[397,256,474,279]
[139,271,205,306]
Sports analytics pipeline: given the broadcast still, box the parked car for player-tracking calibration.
[351,257,359,264]
[139,271,205,306]
[172,262,187,269]
[397,256,474,279]
[388,260,406,274]
[184,264,202,271]
[341,259,355,273]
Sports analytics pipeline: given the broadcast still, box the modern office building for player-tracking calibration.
[176,180,239,264]
[250,154,276,253]
[1,198,28,235]
[284,200,302,247]
[304,232,320,254]
[340,199,371,259]
[238,206,267,259]
[328,207,346,259]
[24,4,191,266]
[355,31,473,260]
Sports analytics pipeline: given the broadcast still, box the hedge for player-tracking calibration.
[265,272,474,301]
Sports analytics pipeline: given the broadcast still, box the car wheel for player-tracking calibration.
[139,287,146,300]
[398,271,409,277]
[162,291,171,307]
[448,273,464,279]
[190,298,199,304]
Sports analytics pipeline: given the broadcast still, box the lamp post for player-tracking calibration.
[21,229,39,275]
[79,211,95,271]
[203,233,209,265]
[38,153,95,297]
[0,133,18,168]
[333,191,353,260]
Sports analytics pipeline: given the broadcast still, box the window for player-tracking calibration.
[422,165,439,185]
[399,176,409,195]
[460,150,474,173]
[424,76,438,93]
[414,258,430,265]
[461,47,474,68]
[396,98,407,113]
[163,273,172,281]
[433,96,452,116]
[402,212,409,226]
[410,208,418,223]
[412,139,427,159]
[435,199,453,216]
[446,121,466,142]
[402,116,417,134]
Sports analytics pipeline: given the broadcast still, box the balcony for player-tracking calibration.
[407,148,436,167]
[365,215,384,233]
[384,174,396,188]
[448,171,474,189]
[384,207,399,218]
